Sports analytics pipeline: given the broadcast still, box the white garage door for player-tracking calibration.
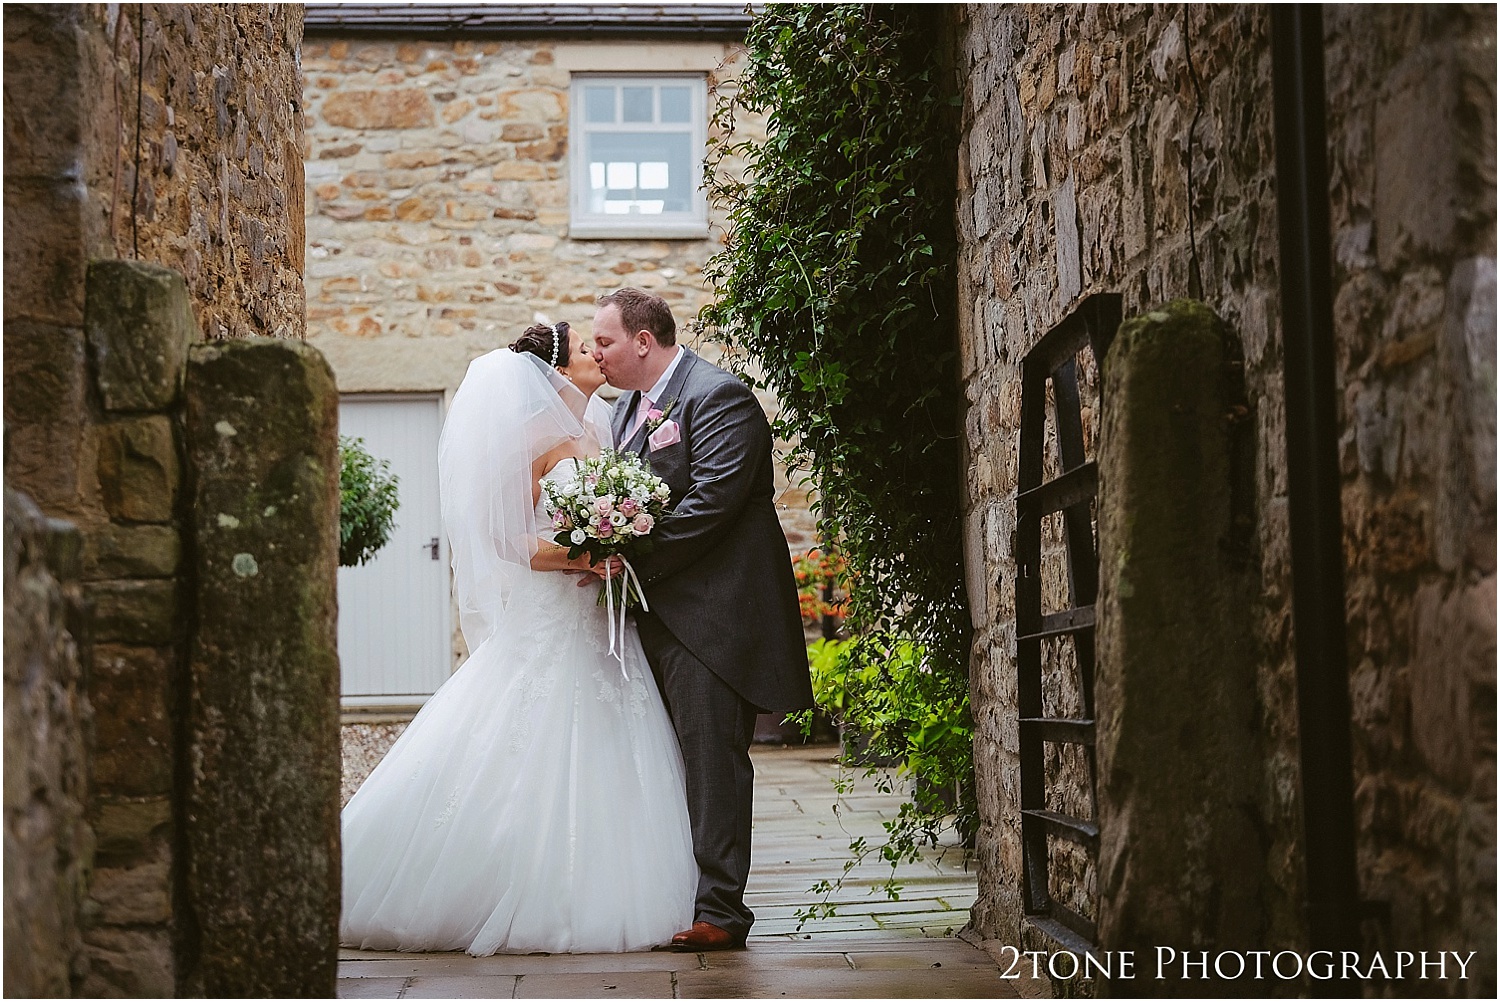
[338,394,451,709]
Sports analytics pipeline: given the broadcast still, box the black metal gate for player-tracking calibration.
[1014,293,1120,951]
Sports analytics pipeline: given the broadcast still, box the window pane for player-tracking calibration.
[622,86,654,123]
[660,86,691,123]
[639,162,670,189]
[585,86,615,123]
[606,162,637,189]
[586,131,694,214]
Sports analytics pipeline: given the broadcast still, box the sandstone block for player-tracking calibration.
[92,797,171,866]
[492,205,537,221]
[496,88,564,119]
[1410,577,1495,788]
[85,580,177,646]
[183,338,340,998]
[4,322,90,514]
[517,126,567,162]
[87,843,172,926]
[491,161,548,181]
[4,321,88,427]
[4,487,90,1000]
[501,122,544,142]
[321,202,365,222]
[90,645,174,796]
[83,523,179,580]
[395,197,437,221]
[383,148,452,169]
[1095,300,1263,992]
[97,417,178,522]
[81,926,173,999]
[3,177,88,327]
[1375,61,1457,269]
[84,260,197,412]
[321,88,434,129]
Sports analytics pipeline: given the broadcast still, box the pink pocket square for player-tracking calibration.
[648,419,681,451]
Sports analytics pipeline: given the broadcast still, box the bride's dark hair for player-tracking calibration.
[510,322,571,368]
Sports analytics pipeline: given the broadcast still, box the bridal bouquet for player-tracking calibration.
[542,448,671,613]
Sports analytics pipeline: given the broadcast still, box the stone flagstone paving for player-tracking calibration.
[338,743,1047,998]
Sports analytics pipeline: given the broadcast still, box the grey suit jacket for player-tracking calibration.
[613,348,814,714]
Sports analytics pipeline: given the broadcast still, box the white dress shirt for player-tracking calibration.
[642,346,685,407]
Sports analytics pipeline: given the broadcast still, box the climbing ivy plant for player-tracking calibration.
[701,4,974,907]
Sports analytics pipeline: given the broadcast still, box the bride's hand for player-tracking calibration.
[572,553,624,584]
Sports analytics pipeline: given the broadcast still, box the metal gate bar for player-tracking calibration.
[1014,293,1120,951]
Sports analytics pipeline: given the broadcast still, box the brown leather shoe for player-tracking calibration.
[669,921,743,951]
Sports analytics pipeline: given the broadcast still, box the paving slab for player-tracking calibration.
[674,966,1017,998]
[336,976,410,999]
[513,971,676,998]
[402,974,522,998]
[340,950,691,978]
[337,744,1025,999]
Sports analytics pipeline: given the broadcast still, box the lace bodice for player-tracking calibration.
[535,455,583,526]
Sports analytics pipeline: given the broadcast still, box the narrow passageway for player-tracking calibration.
[337,744,1038,998]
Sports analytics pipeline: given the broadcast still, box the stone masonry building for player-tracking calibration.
[301,5,817,713]
[951,4,1495,994]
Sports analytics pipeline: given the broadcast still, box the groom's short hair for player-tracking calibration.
[598,288,676,347]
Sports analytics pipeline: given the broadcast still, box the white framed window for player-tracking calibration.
[569,74,708,239]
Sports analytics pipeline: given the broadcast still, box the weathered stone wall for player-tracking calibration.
[4,492,91,999]
[183,339,341,998]
[1095,301,1262,996]
[79,261,196,997]
[4,6,307,996]
[301,36,737,380]
[954,3,1495,991]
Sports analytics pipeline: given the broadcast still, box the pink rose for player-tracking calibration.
[597,520,614,537]
[618,499,638,518]
[594,497,614,516]
[647,407,665,423]
[632,513,654,535]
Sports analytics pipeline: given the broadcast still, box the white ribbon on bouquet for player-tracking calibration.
[603,556,649,680]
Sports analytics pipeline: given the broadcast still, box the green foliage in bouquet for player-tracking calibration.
[339,435,400,568]
[702,3,973,919]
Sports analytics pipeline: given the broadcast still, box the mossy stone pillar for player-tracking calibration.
[1095,300,1263,996]
[183,339,340,998]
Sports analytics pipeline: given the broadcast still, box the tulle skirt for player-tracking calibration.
[339,571,697,955]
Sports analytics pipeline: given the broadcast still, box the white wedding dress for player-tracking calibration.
[340,354,697,957]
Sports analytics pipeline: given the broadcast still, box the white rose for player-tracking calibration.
[569,529,586,545]
[654,482,671,499]
[610,512,627,527]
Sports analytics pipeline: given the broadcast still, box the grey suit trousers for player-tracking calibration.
[635,609,758,940]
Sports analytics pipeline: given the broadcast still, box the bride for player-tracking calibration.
[340,322,697,956]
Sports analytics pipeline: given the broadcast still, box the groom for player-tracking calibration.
[592,288,814,951]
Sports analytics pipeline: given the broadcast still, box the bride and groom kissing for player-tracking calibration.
[341,288,815,955]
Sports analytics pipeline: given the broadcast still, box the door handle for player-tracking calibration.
[426,537,440,560]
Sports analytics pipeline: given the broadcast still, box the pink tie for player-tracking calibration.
[630,395,654,437]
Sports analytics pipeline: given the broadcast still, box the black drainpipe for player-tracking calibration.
[1268,3,1363,977]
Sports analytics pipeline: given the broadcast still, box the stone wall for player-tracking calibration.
[4,6,307,995]
[302,36,736,377]
[4,492,91,999]
[953,3,1495,991]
